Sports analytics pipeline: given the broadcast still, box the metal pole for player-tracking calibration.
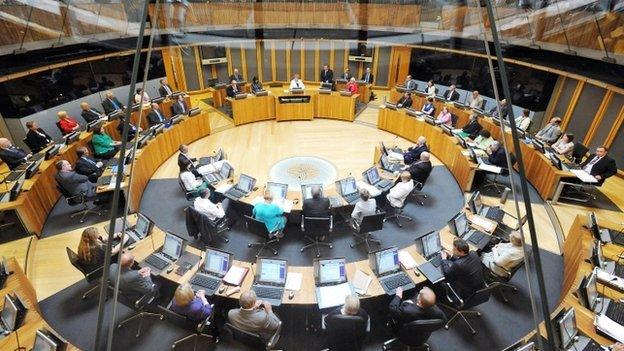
[92,0,150,350]
[482,1,556,349]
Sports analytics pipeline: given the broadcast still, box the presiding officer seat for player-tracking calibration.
[158,300,216,350]
[324,313,368,351]
[226,321,282,351]
[300,215,333,258]
[383,318,446,351]
[244,215,282,257]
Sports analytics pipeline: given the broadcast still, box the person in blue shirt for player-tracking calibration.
[421,97,435,116]
[252,192,286,234]
[170,283,212,323]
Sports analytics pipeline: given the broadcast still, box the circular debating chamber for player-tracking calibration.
[0,1,623,351]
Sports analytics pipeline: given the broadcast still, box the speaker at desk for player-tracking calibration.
[64,131,80,145]
[321,82,333,90]
[33,328,67,351]
[45,144,61,160]
[107,110,122,121]
[86,120,100,133]
[253,90,268,97]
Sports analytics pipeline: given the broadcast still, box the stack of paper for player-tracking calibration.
[215,183,233,193]
[478,163,502,174]
[356,180,381,197]
[570,169,598,183]
[223,266,248,286]
[398,250,417,270]
[352,270,372,295]
[317,282,353,309]
[285,272,302,291]
[597,268,624,291]
[471,216,496,232]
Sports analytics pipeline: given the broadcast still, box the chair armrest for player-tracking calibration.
[197,304,214,332]
[267,320,282,349]
[67,191,87,203]
[135,284,157,309]
[300,215,305,231]
[329,215,333,232]
[444,282,464,307]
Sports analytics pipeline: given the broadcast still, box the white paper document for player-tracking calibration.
[285,272,302,291]
[388,151,404,161]
[398,250,417,270]
[478,163,502,174]
[570,169,598,183]
[356,180,381,197]
[596,268,624,291]
[215,183,233,193]
[352,270,372,295]
[317,282,353,309]
[595,314,624,343]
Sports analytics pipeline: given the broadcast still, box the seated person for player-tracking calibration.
[389,286,447,329]
[172,94,189,115]
[170,283,212,323]
[158,78,174,97]
[226,80,241,98]
[251,76,263,93]
[435,107,452,127]
[456,113,482,139]
[55,160,100,201]
[515,109,531,131]
[102,91,124,114]
[194,188,228,222]
[289,73,305,90]
[75,146,104,183]
[490,99,509,120]
[302,185,331,218]
[134,88,150,105]
[441,238,486,300]
[421,97,435,116]
[386,171,414,209]
[345,77,359,94]
[486,141,507,168]
[551,133,574,158]
[80,102,104,123]
[109,252,156,301]
[403,136,428,165]
[325,294,369,346]
[443,84,459,101]
[91,124,121,160]
[407,152,432,185]
[253,191,286,234]
[0,137,29,170]
[179,158,209,195]
[535,117,562,144]
[425,80,437,98]
[481,231,524,277]
[468,90,484,109]
[229,68,244,83]
[178,144,197,172]
[396,92,412,109]
[147,103,167,127]
[77,227,124,272]
[579,146,617,185]
[116,114,138,141]
[473,129,495,149]
[341,68,352,80]
[57,111,81,135]
[404,75,417,90]
[25,121,54,153]
[351,188,376,225]
[228,290,281,343]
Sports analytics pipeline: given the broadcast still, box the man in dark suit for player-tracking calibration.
[487,141,507,168]
[397,92,413,109]
[116,114,137,141]
[361,67,374,84]
[24,121,53,153]
[158,78,174,97]
[403,136,428,165]
[177,144,200,177]
[441,238,485,300]
[55,159,97,199]
[302,186,331,217]
[389,286,447,330]
[459,113,482,139]
[102,91,124,114]
[325,295,369,350]
[580,146,617,185]
[407,152,433,185]
[147,103,166,127]
[75,146,103,183]
[443,84,460,101]
[0,138,29,170]
[172,95,188,115]
[109,253,157,302]
[229,68,244,83]
[404,75,417,91]
[341,68,352,80]
[80,102,104,123]
[320,64,333,84]
[226,80,240,98]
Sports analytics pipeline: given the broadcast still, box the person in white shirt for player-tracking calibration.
[289,74,305,90]
[551,133,574,158]
[468,90,484,109]
[134,88,150,105]
[194,188,227,221]
[425,80,437,97]
[514,109,532,131]
[351,188,377,225]
[180,158,209,194]
[386,171,414,208]
[481,231,524,277]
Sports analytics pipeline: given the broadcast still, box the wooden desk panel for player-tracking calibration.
[209,86,227,108]
[315,92,358,121]
[231,95,276,125]
[275,93,315,121]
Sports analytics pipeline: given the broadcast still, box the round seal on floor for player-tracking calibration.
[268,156,338,189]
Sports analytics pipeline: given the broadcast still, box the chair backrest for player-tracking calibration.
[463,284,493,309]
[159,300,213,333]
[178,176,195,200]
[65,247,102,282]
[302,215,332,236]
[244,214,270,238]
[56,121,66,135]
[571,142,589,164]
[450,113,458,127]
[225,322,267,350]
[23,137,35,152]
[358,212,385,233]
[397,318,445,347]
[56,183,83,206]
[325,314,368,351]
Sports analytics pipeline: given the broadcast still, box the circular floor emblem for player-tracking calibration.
[269,156,338,189]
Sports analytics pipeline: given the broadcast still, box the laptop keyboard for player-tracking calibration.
[226,188,246,199]
[254,286,282,300]
[465,230,487,245]
[484,207,504,223]
[343,193,359,203]
[583,342,604,351]
[614,264,624,279]
[4,171,25,182]
[382,273,412,291]
[190,274,220,290]
[610,231,624,246]
[377,179,393,189]
[605,302,624,325]
[429,255,442,268]
[144,254,169,270]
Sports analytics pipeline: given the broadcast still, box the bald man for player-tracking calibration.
[80,102,104,123]
[403,136,428,165]
[406,151,433,185]
[389,286,447,329]
[147,103,166,127]
[0,138,29,170]
[386,171,414,208]
[228,290,281,343]
[109,252,156,301]
[486,141,507,168]
[102,91,124,114]
[535,117,562,144]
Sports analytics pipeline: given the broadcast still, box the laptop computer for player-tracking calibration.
[335,177,360,205]
[415,231,443,268]
[469,191,504,223]
[448,212,491,249]
[199,148,224,167]
[554,308,602,351]
[580,268,624,327]
[203,162,233,184]
[251,258,287,306]
[593,239,624,278]
[301,183,323,200]
[379,154,402,173]
[189,247,232,296]
[368,247,415,295]
[104,214,152,246]
[224,174,256,200]
[141,232,185,273]
[266,182,288,200]
[314,257,354,310]
[362,166,394,191]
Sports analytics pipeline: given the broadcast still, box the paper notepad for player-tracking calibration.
[478,163,502,174]
[570,169,599,183]
[215,183,233,193]
[470,215,496,233]
[317,283,353,310]
[356,180,381,197]
[285,272,302,291]
[398,250,417,270]
[223,266,248,286]
[352,270,372,295]
[595,314,624,343]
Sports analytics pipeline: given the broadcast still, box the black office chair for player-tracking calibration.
[56,184,102,223]
[66,247,109,300]
[226,321,282,350]
[158,300,216,349]
[440,282,494,335]
[56,121,67,136]
[571,142,589,164]
[115,284,164,338]
[383,318,446,351]
[384,192,413,228]
[481,153,517,194]
[185,206,230,245]
[450,113,458,128]
[300,215,333,258]
[351,211,385,253]
[324,314,368,351]
[23,137,39,154]
[178,176,199,201]
[410,162,433,205]
[244,215,282,257]
[486,260,525,303]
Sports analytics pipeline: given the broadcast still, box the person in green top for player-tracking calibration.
[252,192,286,235]
[455,113,482,140]
[91,124,120,159]
[472,129,495,150]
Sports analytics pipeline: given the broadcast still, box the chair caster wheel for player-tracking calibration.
[512,288,518,292]
[300,249,304,253]
[224,239,230,243]
[477,312,481,317]
[316,254,320,258]
[329,245,333,249]
[350,244,354,248]
[419,202,424,206]
[471,330,476,335]
[160,315,164,320]
[82,295,87,300]
[273,252,278,256]
[117,324,122,329]
[444,325,449,330]
[247,244,251,247]
[172,345,176,349]
[135,333,140,338]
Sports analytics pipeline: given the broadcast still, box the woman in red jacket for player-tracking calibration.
[345,77,359,94]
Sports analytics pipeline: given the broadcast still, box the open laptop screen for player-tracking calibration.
[586,268,598,310]
[473,192,484,213]
[258,258,287,285]
[365,167,381,185]
[204,249,230,276]
[376,248,400,275]
[33,330,59,351]
[267,182,288,200]
[557,308,578,350]
[317,258,346,284]
[340,177,357,196]
[134,213,152,239]
[449,212,469,237]
[162,233,184,260]
[301,184,322,200]
[421,231,442,258]
[236,174,255,192]
[1,294,18,331]
[219,162,232,179]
